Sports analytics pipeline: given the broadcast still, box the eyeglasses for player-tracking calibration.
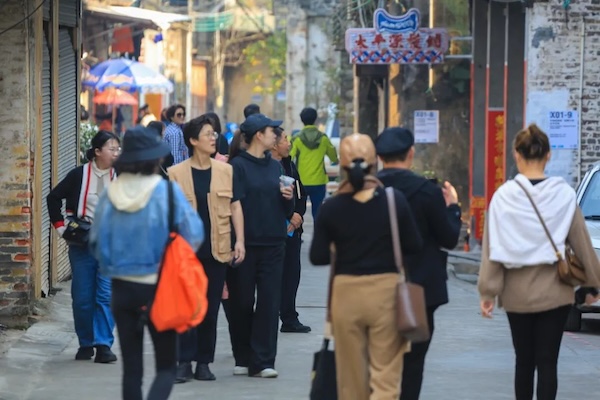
[201,131,219,140]
[105,147,121,154]
[175,113,185,118]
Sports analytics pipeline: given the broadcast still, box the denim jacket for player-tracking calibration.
[89,179,204,278]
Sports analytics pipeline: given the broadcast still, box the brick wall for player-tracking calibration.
[527,1,600,186]
[0,1,33,326]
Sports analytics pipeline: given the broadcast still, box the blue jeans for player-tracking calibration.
[304,185,327,221]
[69,245,115,348]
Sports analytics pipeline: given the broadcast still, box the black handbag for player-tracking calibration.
[309,251,338,400]
[310,338,337,400]
[62,217,92,245]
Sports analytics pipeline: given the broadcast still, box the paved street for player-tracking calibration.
[1,218,600,400]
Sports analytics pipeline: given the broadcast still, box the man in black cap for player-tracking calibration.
[375,127,462,400]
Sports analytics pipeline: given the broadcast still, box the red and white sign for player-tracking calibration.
[345,8,449,65]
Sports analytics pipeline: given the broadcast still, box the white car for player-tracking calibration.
[565,163,600,331]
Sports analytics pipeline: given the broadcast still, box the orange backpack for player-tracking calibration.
[150,182,208,333]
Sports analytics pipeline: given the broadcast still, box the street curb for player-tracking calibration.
[0,283,75,400]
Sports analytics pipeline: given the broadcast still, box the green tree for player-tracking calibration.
[242,30,287,95]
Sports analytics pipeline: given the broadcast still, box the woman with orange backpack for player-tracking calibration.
[89,126,204,400]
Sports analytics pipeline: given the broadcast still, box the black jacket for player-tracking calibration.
[377,168,462,307]
[231,150,295,246]
[280,156,307,228]
[47,165,86,229]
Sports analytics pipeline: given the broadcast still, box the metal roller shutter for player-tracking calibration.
[56,28,78,282]
[58,0,78,27]
[40,32,52,296]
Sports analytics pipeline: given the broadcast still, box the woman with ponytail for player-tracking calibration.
[310,133,423,399]
[47,130,120,364]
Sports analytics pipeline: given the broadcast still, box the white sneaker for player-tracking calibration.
[253,368,278,378]
[233,366,248,376]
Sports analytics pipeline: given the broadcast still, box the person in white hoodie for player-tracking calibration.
[478,124,600,400]
[90,126,204,400]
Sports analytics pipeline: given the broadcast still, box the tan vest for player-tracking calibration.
[167,159,234,263]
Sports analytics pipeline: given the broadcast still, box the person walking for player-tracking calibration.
[290,107,338,220]
[310,133,423,399]
[90,126,204,400]
[227,113,294,378]
[163,104,188,165]
[270,127,310,333]
[375,127,462,400]
[478,124,600,400]
[168,115,245,383]
[47,130,120,363]
[147,121,173,179]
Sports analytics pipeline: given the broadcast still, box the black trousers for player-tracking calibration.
[226,244,285,374]
[178,258,227,364]
[280,232,302,325]
[111,279,177,400]
[400,305,437,400]
[506,305,571,400]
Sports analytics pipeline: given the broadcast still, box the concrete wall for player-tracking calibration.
[526,1,600,186]
[224,64,276,124]
[285,3,343,133]
[0,0,34,325]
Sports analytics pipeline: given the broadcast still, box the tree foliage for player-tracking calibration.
[242,30,287,95]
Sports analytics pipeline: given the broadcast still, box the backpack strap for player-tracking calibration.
[167,180,176,233]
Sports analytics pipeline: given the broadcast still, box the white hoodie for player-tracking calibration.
[107,173,162,213]
[488,174,576,268]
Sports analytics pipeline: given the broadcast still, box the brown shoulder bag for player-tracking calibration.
[385,187,430,343]
[514,180,586,287]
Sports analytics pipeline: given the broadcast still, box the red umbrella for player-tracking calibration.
[93,88,138,105]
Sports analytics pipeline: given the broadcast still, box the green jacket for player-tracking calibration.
[290,126,339,186]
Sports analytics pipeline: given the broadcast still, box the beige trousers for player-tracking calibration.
[331,273,410,400]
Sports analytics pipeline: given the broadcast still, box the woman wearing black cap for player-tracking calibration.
[310,133,423,399]
[47,130,120,364]
[89,126,204,400]
[227,113,294,378]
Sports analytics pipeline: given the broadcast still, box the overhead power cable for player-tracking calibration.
[0,0,45,38]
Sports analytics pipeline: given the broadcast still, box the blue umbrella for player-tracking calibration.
[83,58,174,94]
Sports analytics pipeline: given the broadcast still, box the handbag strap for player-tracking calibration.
[514,180,562,260]
[385,187,406,279]
[167,181,176,233]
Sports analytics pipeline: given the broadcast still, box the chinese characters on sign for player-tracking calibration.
[414,110,439,143]
[470,196,486,241]
[345,8,449,65]
[485,110,505,206]
[548,111,579,149]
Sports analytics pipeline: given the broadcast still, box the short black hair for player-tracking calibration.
[183,115,213,151]
[243,104,260,118]
[166,104,185,122]
[300,107,317,125]
[204,112,222,133]
[379,151,410,163]
[86,130,120,161]
[115,160,160,176]
[273,126,284,142]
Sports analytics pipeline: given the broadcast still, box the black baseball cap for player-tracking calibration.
[240,114,283,136]
[375,127,415,156]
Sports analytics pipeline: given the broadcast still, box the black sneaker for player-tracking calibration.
[175,362,193,383]
[194,363,216,381]
[280,322,311,333]
[94,345,117,363]
[75,346,94,360]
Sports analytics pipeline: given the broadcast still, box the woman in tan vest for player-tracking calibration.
[478,124,600,400]
[168,114,245,382]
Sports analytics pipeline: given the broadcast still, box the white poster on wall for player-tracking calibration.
[414,110,439,143]
[547,111,579,149]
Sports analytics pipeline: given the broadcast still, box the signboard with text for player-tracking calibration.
[548,111,579,149]
[345,8,449,65]
[414,110,439,143]
[485,110,505,206]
